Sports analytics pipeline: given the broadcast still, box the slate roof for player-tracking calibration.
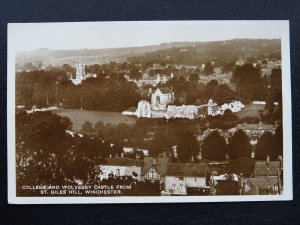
[253,161,281,177]
[105,158,143,167]
[166,163,208,177]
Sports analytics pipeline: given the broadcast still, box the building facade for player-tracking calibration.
[163,163,209,195]
[99,157,143,181]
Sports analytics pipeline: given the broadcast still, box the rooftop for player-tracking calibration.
[104,157,143,167]
[156,87,173,94]
[253,161,281,177]
[166,163,208,177]
[236,123,277,130]
[142,156,169,176]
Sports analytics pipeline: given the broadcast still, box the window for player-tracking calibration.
[116,169,120,176]
[172,184,176,190]
[146,167,160,181]
[180,184,184,190]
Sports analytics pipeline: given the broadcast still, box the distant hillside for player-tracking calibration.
[127,39,281,65]
[16,39,280,66]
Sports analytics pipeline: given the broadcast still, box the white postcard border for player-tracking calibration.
[7,20,293,204]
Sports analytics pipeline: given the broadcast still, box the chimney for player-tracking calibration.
[121,153,124,158]
[153,158,157,165]
[149,87,152,95]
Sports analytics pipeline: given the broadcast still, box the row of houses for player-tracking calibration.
[97,153,282,196]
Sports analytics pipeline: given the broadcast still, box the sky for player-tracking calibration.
[8,21,287,52]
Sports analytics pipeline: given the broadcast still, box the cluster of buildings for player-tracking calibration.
[123,87,206,120]
[123,87,245,119]
[124,69,173,88]
[70,63,97,85]
[199,72,232,85]
[207,99,245,116]
[96,152,282,196]
[229,122,279,145]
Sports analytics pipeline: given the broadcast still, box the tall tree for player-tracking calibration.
[176,129,199,162]
[201,131,227,160]
[227,130,252,159]
[232,64,266,100]
[204,62,214,76]
[81,121,94,133]
[255,131,276,159]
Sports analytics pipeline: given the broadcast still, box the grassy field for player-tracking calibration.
[236,104,266,118]
[54,109,137,131]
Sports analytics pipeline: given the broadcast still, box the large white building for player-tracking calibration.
[123,87,205,119]
[207,99,244,116]
[70,64,86,85]
[99,157,143,181]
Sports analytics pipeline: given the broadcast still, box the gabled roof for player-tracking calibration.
[142,156,169,176]
[104,158,143,167]
[155,87,173,95]
[166,163,208,177]
[253,161,281,177]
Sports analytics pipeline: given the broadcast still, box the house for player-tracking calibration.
[99,157,143,181]
[243,160,282,195]
[163,163,209,195]
[234,123,278,138]
[141,153,169,184]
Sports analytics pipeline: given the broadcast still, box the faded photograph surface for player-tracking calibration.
[9,21,292,202]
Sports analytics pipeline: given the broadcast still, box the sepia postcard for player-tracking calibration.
[7,21,292,204]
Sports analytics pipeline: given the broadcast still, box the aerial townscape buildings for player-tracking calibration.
[15,38,284,197]
[96,152,282,196]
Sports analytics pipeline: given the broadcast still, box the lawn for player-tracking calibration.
[54,109,137,131]
[236,104,266,119]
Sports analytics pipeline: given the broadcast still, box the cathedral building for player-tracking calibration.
[70,63,87,85]
[70,63,97,85]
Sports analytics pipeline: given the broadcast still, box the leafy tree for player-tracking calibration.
[227,130,252,159]
[204,62,214,75]
[149,130,171,156]
[81,121,94,133]
[189,73,199,82]
[176,129,199,162]
[201,131,227,160]
[229,157,255,177]
[232,64,266,100]
[255,131,276,159]
[273,125,283,157]
[222,61,235,73]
